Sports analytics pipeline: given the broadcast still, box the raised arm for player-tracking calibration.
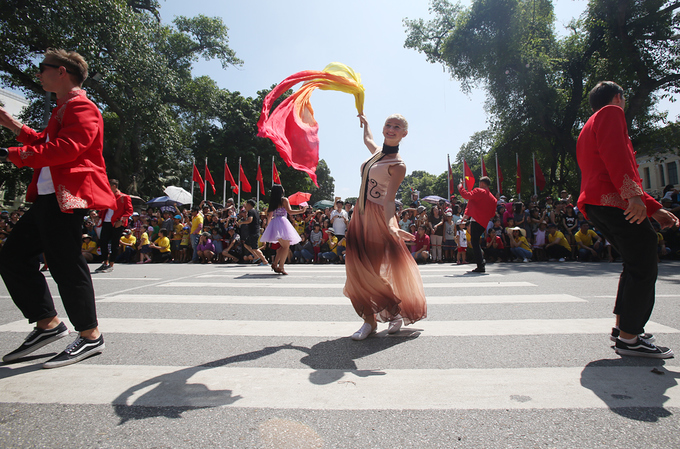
[358,114,380,154]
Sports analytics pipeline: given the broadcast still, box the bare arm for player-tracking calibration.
[358,115,379,154]
[281,197,305,215]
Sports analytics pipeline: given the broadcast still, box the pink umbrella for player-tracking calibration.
[288,191,312,206]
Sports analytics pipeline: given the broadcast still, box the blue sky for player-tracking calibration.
[159,0,677,198]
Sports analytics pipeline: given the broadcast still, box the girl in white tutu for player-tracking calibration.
[260,184,304,275]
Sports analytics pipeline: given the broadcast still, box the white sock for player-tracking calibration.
[618,336,638,344]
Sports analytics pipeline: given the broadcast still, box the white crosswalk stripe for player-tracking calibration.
[1,263,679,415]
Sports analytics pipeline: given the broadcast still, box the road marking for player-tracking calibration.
[1,318,675,337]
[0,364,677,410]
[98,294,586,305]
[159,281,536,288]
[196,274,505,279]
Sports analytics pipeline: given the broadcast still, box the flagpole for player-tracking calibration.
[447,154,451,201]
[271,156,275,187]
[223,157,227,207]
[532,153,537,197]
[256,156,260,206]
[238,157,242,206]
[495,154,500,194]
[203,157,208,203]
[191,158,195,208]
[516,153,521,201]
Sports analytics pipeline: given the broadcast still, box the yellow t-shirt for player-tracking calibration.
[294,219,305,235]
[549,230,572,250]
[514,236,532,253]
[154,236,171,253]
[140,232,150,246]
[190,214,203,234]
[172,223,184,241]
[81,240,98,254]
[180,230,190,246]
[574,229,598,247]
[120,234,136,246]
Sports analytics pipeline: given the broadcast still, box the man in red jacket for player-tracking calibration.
[577,81,679,358]
[458,176,498,273]
[0,48,115,368]
[95,178,133,273]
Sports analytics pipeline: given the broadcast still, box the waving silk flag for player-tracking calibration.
[464,160,476,191]
[256,163,265,195]
[205,161,216,195]
[239,163,252,193]
[258,62,365,186]
[272,160,281,185]
[225,161,238,195]
[193,163,204,194]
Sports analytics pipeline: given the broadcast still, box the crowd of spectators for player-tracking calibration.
[0,184,678,267]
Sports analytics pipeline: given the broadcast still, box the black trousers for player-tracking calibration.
[99,221,124,263]
[470,221,486,269]
[0,194,98,331]
[586,205,658,335]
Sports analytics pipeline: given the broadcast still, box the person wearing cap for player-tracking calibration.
[574,222,603,261]
[458,176,498,273]
[178,225,191,263]
[81,234,98,263]
[95,178,133,274]
[576,81,679,358]
[196,231,215,263]
[330,199,349,241]
[170,214,183,261]
[319,228,340,263]
[507,226,532,262]
[117,229,137,263]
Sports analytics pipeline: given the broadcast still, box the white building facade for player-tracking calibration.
[637,152,680,198]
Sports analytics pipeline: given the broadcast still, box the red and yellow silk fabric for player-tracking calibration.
[257,62,365,186]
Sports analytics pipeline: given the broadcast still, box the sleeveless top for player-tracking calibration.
[360,155,406,207]
[272,207,287,218]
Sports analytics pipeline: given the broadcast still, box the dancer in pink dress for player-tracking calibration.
[344,114,427,340]
[260,184,304,275]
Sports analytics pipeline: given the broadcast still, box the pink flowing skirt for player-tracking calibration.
[343,200,427,325]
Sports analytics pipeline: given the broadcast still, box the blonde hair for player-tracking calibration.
[385,114,408,130]
[44,48,88,85]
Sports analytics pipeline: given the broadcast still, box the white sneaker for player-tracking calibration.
[523,258,529,263]
[558,258,566,262]
[351,323,376,341]
[387,316,403,334]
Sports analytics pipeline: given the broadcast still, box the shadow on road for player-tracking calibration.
[112,332,418,424]
[580,358,679,422]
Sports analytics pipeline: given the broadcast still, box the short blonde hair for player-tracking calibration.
[44,48,88,85]
[385,114,408,130]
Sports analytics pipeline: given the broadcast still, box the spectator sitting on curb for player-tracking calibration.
[149,228,172,263]
[292,233,314,263]
[81,234,97,263]
[320,228,340,263]
[484,227,505,263]
[507,226,532,262]
[545,223,571,261]
[574,221,603,261]
[137,226,152,264]
[221,226,241,263]
[117,229,137,263]
[196,231,215,264]
[413,224,431,264]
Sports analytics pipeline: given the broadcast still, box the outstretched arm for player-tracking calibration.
[282,197,305,215]
[358,114,379,154]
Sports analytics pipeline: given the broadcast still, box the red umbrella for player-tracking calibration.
[288,191,312,205]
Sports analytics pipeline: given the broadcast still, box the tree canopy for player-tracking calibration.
[404,0,680,198]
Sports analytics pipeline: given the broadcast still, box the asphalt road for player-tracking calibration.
[1,260,679,448]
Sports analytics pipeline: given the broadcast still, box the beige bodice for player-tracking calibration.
[360,154,406,206]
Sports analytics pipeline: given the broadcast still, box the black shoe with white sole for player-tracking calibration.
[42,335,105,369]
[610,327,655,344]
[2,322,70,362]
[614,337,673,359]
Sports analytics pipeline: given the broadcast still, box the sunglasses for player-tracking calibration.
[39,62,75,75]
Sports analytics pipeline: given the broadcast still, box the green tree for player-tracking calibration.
[0,0,241,197]
[404,0,680,196]
[309,159,335,205]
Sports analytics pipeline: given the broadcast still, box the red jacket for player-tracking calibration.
[7,89,115,212]
[99,190,133,224]
[458,185,497,227]
[576,105,661,218]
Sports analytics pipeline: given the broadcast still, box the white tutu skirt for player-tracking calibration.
[261,216,302,244]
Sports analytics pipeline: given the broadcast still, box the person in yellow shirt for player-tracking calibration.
[507,227,532,262]
[545,223,571,261]
[118,229,137,263]
[137,227,152,264]
[319,228,340,263]
[81,235,98,263]
[189,206,203,263]
[149,229,172,263]
[574,222,602,261]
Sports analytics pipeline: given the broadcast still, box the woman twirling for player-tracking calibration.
[344,114,427,340]
[260,184,304,275]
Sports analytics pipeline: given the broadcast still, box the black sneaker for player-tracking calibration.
[42,335,105,369]
[2,322,70,362]
[610,327,655,343]
[101,265,114,273]
[94,263,108,272]
[614,337,673,359]
[470,267,485,273]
